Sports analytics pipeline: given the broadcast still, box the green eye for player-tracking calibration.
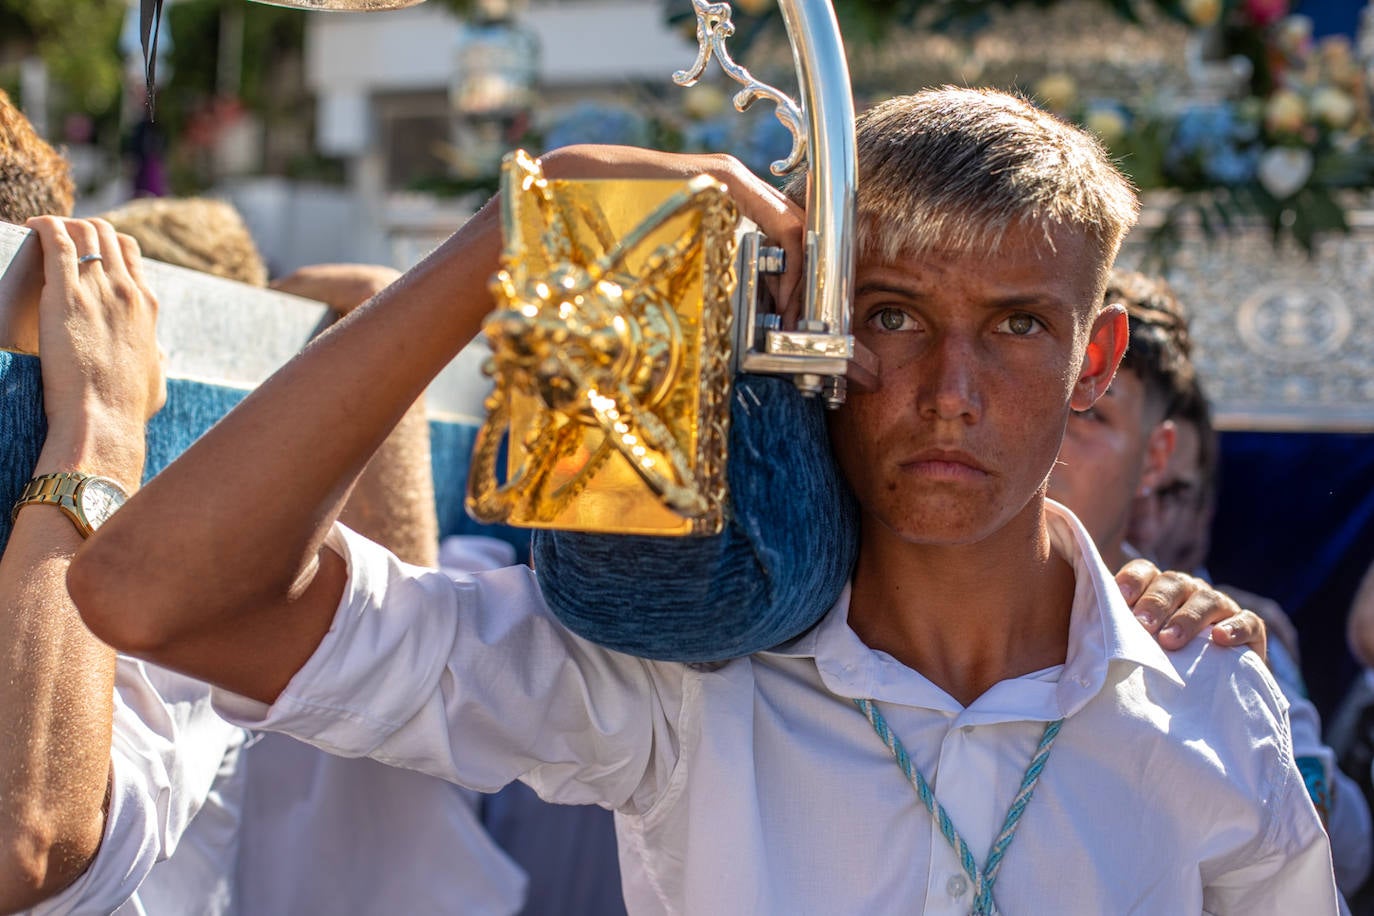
[879,309,906,331]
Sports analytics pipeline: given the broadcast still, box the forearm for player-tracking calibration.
[0,432,144,911]
[0,536,113,912]
[70,201,503,700]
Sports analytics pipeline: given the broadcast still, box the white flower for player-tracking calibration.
[1257,146,1314,198]
[1084,107,1127,146]
[1182,0,1222,27]
[1034,73,1077,113]
[684,85,729,120]
[1264,89,1307,135]
[1311,87,1357,129]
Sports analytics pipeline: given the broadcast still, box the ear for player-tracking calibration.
[1070,304,1128,412]
[1139,419,1177,495]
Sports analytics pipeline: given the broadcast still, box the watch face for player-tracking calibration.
[78,477,128,531]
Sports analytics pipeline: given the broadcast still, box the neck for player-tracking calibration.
[847,497,1076,707]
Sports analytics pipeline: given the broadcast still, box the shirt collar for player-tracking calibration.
[764,500,1184,720]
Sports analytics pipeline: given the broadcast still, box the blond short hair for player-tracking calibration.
[0,89,75,221]
[99,197,268,287]
[786,87,1139,285]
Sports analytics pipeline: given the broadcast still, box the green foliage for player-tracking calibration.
[0,0,126,114]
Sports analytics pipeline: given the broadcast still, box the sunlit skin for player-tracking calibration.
[1047,370,1175,570]
[828,221,1128,706]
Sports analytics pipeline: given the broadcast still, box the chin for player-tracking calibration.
[866,481,1043,548]
[875,499,1010,547]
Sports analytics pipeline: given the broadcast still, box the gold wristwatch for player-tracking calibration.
[11,472,129,537]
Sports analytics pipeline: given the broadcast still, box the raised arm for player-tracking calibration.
[269,263,439,568]
[69,147,803,706]
[0,217,163,912]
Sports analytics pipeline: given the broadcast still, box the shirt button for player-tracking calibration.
[961,725,974,735]
[947,874,969,898]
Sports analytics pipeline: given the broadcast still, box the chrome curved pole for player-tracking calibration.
[674,0,863,405]
[777,0,855,342]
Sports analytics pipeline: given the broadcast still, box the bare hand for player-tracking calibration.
[26,217,165,478]
[1116,558,1268,663]
[270,263,402,316]
[539,145,806,317]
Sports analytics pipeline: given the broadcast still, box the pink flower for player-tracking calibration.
[1243,0,1289,28]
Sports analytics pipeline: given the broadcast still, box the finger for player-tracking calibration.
[1210,609,1268,664]
[64,219,104,276]
[1155,583,1243,650]
[268,271,308,297]
[1115,557,1159,622]
[90,218,132,287]
[25,215,81,288]
[119,232,155,312]
[736,175,804,311]
[153,344,170,416]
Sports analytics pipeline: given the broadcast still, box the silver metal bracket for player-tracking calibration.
[677,0,859,406]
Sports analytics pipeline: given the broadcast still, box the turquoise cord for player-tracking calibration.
[853,699,1063,916]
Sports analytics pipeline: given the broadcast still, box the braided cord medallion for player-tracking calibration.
[852,698,1063,916]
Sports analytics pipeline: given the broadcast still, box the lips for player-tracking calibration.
[898,447,991,480]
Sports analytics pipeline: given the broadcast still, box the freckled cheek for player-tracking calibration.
[827,399,891,477]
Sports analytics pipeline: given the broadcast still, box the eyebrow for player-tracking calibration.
[854,281,1069,312]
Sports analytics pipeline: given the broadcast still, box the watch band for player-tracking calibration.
[12,471,87,518]
[11,471,96,536]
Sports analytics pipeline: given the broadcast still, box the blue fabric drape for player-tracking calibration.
[1,352,520,555]
[0,352,46,555]
[1211,431,1374,720]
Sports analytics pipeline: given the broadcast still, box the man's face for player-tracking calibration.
[1047,369,1154,556]
[828,221,1121,547]
[1130,416,1209,572]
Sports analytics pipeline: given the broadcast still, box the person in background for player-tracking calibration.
[98,197,268,287]
[1064,270,1371,896]
[2,85,523,913]
[1,86,240,915]
[1333,560,1374,913]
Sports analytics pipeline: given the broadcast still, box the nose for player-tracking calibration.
[916,333,981,423]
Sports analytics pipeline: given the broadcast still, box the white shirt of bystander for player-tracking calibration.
[28,660,246,916]
[213,504,1339,915]
[25,553,528,916]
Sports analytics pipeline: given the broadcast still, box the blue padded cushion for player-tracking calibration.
[0,351,46,555]
[1,349,524,561]
[532,373,859,662]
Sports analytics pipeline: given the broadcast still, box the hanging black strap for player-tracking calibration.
[139,0,165,118]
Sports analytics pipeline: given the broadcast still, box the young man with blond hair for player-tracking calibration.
[71,88,1336,912]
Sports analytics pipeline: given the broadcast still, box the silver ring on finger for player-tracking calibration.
[77,253,104,265]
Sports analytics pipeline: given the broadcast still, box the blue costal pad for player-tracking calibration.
[0,351,45,554]
[531,373,860,662]
[0,351,525,558]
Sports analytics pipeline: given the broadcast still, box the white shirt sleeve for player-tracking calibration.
[213,523,686,815]
[1201,653,1342,914]
[27,659,246,916]
[1265,640,1372,894]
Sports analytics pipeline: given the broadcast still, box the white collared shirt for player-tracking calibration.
[29,660,247,916]
[216,504,1339,915]
[27,530,532,916]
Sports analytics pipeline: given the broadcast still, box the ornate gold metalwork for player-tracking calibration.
[466,151,741,535]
